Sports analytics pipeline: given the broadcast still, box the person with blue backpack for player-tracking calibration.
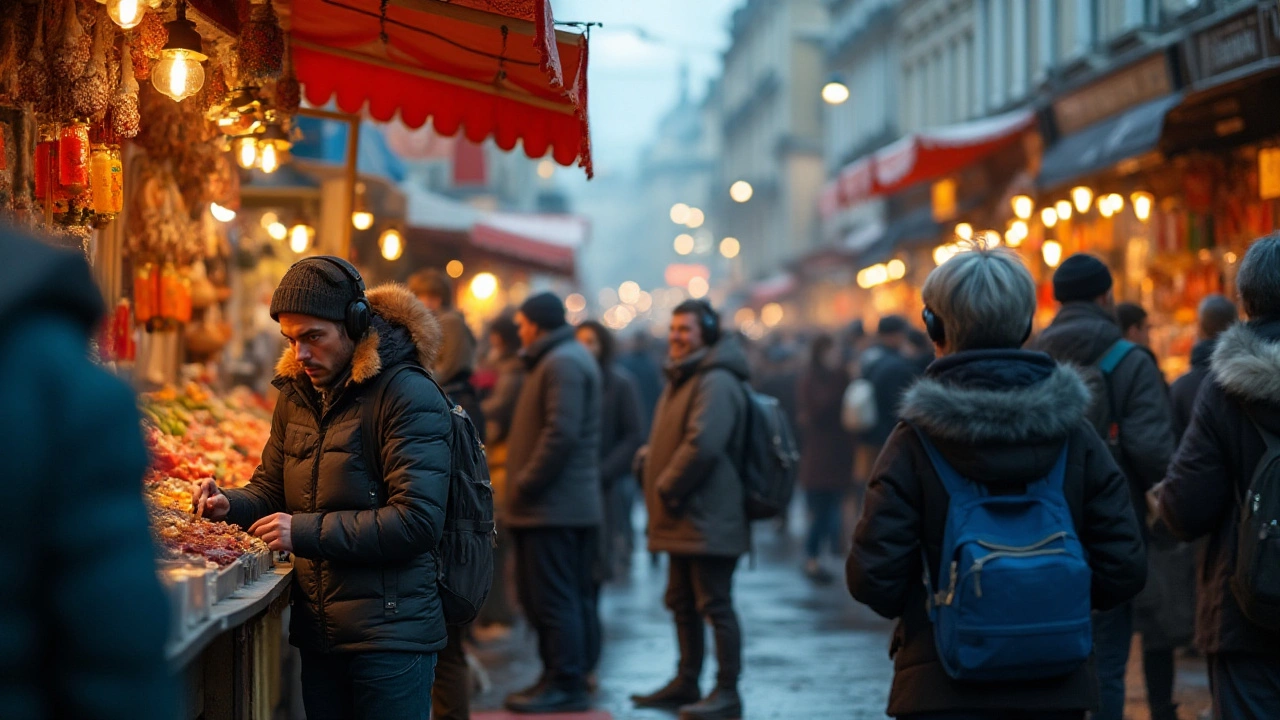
[847,243,1147,719]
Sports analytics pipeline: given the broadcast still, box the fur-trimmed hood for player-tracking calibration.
[900,350,1091,445]
[1211,320,1280,405]
[275,283,442,386]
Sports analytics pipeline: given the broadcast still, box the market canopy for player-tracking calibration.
[821,109,1036,216]
[283,0,593,177]
[1038,94,1182,190]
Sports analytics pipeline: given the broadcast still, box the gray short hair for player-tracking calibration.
[1238,233,1280,320]
[921,243,1036,351]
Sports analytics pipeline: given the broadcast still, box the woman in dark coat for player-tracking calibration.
[847,244,1146,719]
[796,333,855,583]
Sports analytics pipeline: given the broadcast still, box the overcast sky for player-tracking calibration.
[553,0,743,181]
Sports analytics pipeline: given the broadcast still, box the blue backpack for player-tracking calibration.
[915,429,1093,681]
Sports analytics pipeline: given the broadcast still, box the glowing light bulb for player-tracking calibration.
[152,51,205,102]
[289,224,311,254]
[674,234,695,255]
[446,260,464,278]
[686,207,705,229]
[259,143,279,174]
[670,203,690,225]
[470,272,498,300]
[565,294,587,313]
[954,222,973,241]
[379,229,403,261]
[209,202,236,222]
[822,81,850,105]
[107,0,144,29]
[619,281,641,305]
[687,276,709,299]
[1055,200,1073,221]
[1072,186,1093,215]
[720,237,740,259]
[235,136,258,169]
[267,222,288,241]
[1011,195,1034,220]
[730,181,753,203]
[1131,192,1154,222]
[1042,240,1063,268]
[886,259,906,280]
[761,303,784,327]
[1041,207,1058,228]
[352,211,375,231]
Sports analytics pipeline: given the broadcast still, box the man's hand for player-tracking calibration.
[249,513,294,553]
[193,478,230,521]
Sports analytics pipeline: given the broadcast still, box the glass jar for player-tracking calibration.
[90,144,124,214]
[58,120,90,193]
[33,125,56,205]
[134,262,158,324]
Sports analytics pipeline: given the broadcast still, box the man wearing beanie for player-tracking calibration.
[502,292,604,713]
[193,257,453,720]
[1031,253,1176,720]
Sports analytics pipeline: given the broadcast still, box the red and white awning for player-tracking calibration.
[284,0,593,177]
[821,109,1035,217]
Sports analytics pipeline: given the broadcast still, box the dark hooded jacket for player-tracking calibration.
[1156,319,1280,655]
[847,350,1146,717]
[505,325,603,528]
[0,231,173,720]
[1031,302,1176,516]
[226,284,452,654]
[641,337,751,557]
[1170,338,1216,440]
[857,343,921,448]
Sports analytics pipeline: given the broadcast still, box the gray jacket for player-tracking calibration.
[505,325,603,528]
[640,337,751,557]
[1031,302,1176,517]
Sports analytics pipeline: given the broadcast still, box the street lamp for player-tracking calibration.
[379,228,404,261]
[1131,192,1154,222]
[821,75,850,105]
[729,181,754,203]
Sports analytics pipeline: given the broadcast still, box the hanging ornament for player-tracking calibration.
[106,0,146,30]
[130,8,166,81]
[72,18,111,118]
[275,33,299,114]
[238,1,283,84]
[55,0,91,80]
[150,2,206,103]
[110,37,140,138]
[200,61,228,113]
[19,1,51,105]
[59,119,91,194]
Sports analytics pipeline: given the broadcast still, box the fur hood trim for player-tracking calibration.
[1211,322,1280,405]
[900,363,1091,444]
[275,283,442,385]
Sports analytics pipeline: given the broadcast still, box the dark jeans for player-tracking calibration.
[511,527,598,691]
[1092,601,1133,720]
[1208,652,1280,720]
[300,650,437,720]
[665,554,742,690]
[805,489,844,560]
[1143,647,1177,720]
[431,624,469,720]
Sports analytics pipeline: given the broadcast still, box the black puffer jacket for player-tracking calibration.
[1156,319,1280,655]
[1031,302,1176,515]
[847,350,1146,717]
[856,344,921,448]
[0,231,173,720]
[641,338,751,557]
[226,284,451,654]
[1170,338,1216,440]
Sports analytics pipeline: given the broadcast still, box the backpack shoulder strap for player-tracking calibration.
[1098,339,1137,375]
[361,362,435,482]
[909,424,982,500]
[1030,442,1071,496]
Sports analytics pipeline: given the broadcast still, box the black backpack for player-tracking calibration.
[739,383,799,520]
[362,363,495,626]
[1232,414,1280,629]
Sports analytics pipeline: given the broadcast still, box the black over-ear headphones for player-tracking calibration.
[696,300,721,345]
[921,306,1034,347]
[296,256,372,340]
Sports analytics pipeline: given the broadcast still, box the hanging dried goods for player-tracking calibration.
[274,36,299,114]
[72,18,112,118]
[110,38,141,137]
[19,2,51,105]
[238,1,283,84]
[131,9,167,81]
[54,0,91,80]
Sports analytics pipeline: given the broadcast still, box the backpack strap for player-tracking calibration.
[910,425,984,501]
[361,362,437,482]
[1027,443,1071,497]
[1098,339,1137,375]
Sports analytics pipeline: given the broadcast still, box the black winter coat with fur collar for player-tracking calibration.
[1157,319,1280,655]
[847,349,1146,717]
[226,283,452,654]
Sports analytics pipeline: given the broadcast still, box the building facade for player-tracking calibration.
[719,0,828,281]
